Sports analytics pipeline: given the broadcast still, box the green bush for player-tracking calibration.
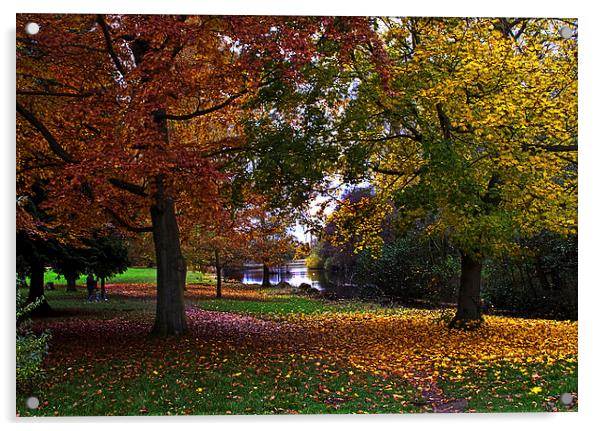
[422,255,460,303]
[482,233,577,320]
[16,288,50,392]
[305,251,324,269]
[354,235,432,300]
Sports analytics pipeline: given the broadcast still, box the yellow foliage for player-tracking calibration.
[347,18,578,257]
[283,309,577,383]
[327,196,393,255]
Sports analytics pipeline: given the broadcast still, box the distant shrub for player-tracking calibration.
[305,251,324,269]
[354,235,432,300]
[422,255,460,304]
[482,233,577,320]
[16,287,50,392]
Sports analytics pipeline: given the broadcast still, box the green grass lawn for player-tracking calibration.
[38,267,212,286]
[17,283,577,416]
[33,288,372,321]
[30,289,156,320]
[436,359,577,412]
[18,350,425,416]
[193,295,368,317]
[19,289,424,416]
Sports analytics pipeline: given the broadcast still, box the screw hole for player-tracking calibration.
[559,26,572,40]
[25,22,40,35]
[559,392,574,406]
[25,396,40,409]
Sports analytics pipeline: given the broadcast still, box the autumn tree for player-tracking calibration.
[183,191,254,298]
[16,14,382,335]
[245,209,297,287]
[330,18,577,326]
[17,14,218,334]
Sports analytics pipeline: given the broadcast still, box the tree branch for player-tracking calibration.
[16,101,77,163]
[17,90,95,98]
[525,144,578,153]
[343,132,422,143]
[17,160,65,175]
[97,14,126,77]
[108,178,148,197]
[17,102,152,199]
[371,164,425,178]
[371,166,405,176]
[104,206,153,233]
[436,103,452,141]
[199,145,248,159]
[161,91,247,121]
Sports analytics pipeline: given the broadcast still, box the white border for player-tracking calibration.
[3,1,601,430]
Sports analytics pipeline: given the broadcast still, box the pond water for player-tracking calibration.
[225,260,360,299]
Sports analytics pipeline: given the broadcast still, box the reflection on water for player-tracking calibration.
[225,260,358,298]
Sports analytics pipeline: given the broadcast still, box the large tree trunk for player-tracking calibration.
[215,249,222,299]
[27,261,51,315]
[262,262,271,287]
[65,273,77,292]
[449,252,482,329]
[150,176,188,336]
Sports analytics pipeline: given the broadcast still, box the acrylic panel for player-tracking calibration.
[16,14,577,417]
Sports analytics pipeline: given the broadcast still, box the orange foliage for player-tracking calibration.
[16,14,384,238]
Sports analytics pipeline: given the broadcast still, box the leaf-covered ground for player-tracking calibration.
[17,283,577,416]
